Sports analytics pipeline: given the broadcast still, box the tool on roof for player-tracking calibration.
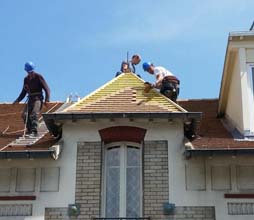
[144,82,153,93]
[23,99,29,137]
[126,51,129,63]
[250,20,254,31]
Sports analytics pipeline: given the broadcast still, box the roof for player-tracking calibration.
[43,73,201,135]
[0,102,63,158]
[64,73,186,113]
[179,99,254,151]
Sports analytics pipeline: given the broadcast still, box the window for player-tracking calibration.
[248,63,254,132]
[102,142,142,218]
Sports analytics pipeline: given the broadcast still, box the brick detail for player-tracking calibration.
[143,141,169,219]
[45,208,69,220]
[45,142,101,220]
[45,141,216,220]
[75,142,101,219]
[168,206,215,220]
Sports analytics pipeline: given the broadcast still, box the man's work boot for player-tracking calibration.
[29,131,38,138]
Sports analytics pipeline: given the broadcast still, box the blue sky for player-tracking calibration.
[0,0,253,102]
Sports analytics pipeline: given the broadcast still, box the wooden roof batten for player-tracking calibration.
[43,73,201,135]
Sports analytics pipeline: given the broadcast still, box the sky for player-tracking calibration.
[0,0,253,103]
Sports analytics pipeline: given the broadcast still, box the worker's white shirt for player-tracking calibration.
[154,66,174,78]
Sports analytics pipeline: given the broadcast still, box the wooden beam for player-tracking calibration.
[0,196,36,200]
[224,194,254,199]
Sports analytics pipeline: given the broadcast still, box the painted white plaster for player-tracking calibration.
[246,49,254,62]
[225,51,245,133]
[2,117,254,220]
[0,133,77,220]
[171,143,254,220]
[65,118,254,220]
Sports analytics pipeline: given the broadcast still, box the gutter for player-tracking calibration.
[0,141,62,160]
[184,148,254,159]
[0,150,55,159]
[43,112,202,121]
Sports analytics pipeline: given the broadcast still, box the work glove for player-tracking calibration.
[144,82,153,93]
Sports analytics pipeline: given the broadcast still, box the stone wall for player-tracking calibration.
[45,140,215,220]
[45,141,101,220]
[75,142,101,219]
[143,140,169,219]
[45,208,70,220]
[168,206,215,220]
[143,141,215,220]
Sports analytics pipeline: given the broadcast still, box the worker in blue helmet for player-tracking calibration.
[143,62,180,102]
[13,61,50,137]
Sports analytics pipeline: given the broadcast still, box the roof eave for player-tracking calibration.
[185,148,254,159]
[43,111,202,121]
[43,111,202,136]
[0,150,55,159]
[229,31,254,38]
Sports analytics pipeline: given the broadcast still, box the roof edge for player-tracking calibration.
[185,148,254,159]
[229,31,254,37]
[178,98,218,102]
[43,111,202,121]
[0,150,55,160]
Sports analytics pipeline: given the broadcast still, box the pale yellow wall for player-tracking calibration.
[225,52,244,133]
[246,49,254,62]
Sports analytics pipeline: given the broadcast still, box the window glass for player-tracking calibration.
[126,147,140,217]
[104,144,141,218]
[105,147,120,217]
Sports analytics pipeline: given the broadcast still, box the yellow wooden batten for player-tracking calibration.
[64,73,186,113]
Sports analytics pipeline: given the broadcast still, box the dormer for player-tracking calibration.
[218,25,254,138]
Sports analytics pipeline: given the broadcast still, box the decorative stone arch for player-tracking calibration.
[99,126,147,144]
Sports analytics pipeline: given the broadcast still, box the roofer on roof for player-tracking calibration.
[115,54,142,78]
[115,61,130,77]
[143,62,180,102]
[13,61,50,137]
[129,54,141,73]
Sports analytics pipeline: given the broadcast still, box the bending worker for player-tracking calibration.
[13,61,50,137]
[143,62,180,102]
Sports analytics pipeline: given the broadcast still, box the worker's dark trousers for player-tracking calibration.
[160,80,179,102]
[22,100,42,134]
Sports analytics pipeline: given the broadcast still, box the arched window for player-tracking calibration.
[102,142,142,218]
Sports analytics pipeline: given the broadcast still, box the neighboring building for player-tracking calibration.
[0,28,254,220]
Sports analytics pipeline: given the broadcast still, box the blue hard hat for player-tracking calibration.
[24,61,35,72]
[142,62,152,71]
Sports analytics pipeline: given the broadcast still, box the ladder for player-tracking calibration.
[8,121,49,146]
[7,102,73,147]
